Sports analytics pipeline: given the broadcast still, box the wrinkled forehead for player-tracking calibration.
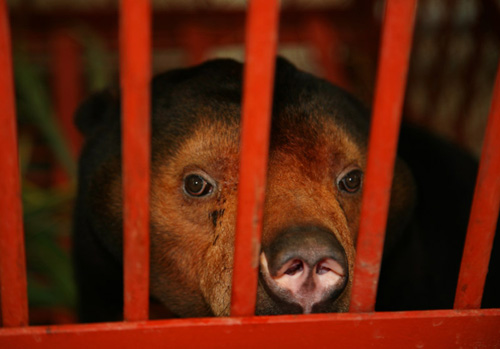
[152,110,365,181]
[269,113,366,178]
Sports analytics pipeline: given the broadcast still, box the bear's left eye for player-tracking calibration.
[338,170,362,193]
[184,174,213,197]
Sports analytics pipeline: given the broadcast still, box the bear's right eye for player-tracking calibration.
[184,174,213,197]
[338,169,363,193]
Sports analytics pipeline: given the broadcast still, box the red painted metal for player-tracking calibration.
[182,22,210,66]
[50,30,83,186]
[0,0,29,328]
[231,0,279,317]
[350,0,417,313]
[454,59,500,309]
[120,0,151,322]
[50,30,83,160]
[306,15,350,90]
[1,309,499,348]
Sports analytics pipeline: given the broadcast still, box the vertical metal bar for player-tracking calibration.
[51,30,83,160]
[350,0,417,313]
[0,0,29,327]
[50,30,83,186]
[454,60,500,309]
[306,15,350,90]
[230,0,279,317]
[182,22,209,66]
[120,0,151,321]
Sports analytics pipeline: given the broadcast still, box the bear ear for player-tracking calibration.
[384,158,417,253]
[74,88,119,137]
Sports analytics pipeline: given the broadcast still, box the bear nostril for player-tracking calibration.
[316,258,344,277]
[316,261,330,275]
[284,260,303,276]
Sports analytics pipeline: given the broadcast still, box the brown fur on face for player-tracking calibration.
[258,118,365,314]
[149,121,240,317]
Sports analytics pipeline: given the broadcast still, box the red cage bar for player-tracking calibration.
[0,309,499,348]
[349,0,417,313]
[230,0,280,317]
[50,30,83,185]
[1,0,500,346]
[305,15,349,89]
[120,0,151,322]
[0,0,29,328]
[454,59,500,309]
[50,30,83,160]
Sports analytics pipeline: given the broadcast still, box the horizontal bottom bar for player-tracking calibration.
[1,309,499,348]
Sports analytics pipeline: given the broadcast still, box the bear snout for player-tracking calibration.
[258,226,349,314]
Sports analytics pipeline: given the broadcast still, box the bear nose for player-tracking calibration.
[260,226,348,314]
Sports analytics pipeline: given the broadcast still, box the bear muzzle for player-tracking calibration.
[258,226,349,314]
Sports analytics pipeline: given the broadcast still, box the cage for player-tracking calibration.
[1,0,499,347]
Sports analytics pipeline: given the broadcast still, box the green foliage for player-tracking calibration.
[23,183,75,308]
[15,49,77,310]
[15,51,76,178]
[79,29,113,92]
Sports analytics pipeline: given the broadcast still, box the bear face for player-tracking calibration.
[146,113,366,316]
[73,58,418,320]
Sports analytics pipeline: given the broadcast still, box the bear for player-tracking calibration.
[73,57,499,322]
